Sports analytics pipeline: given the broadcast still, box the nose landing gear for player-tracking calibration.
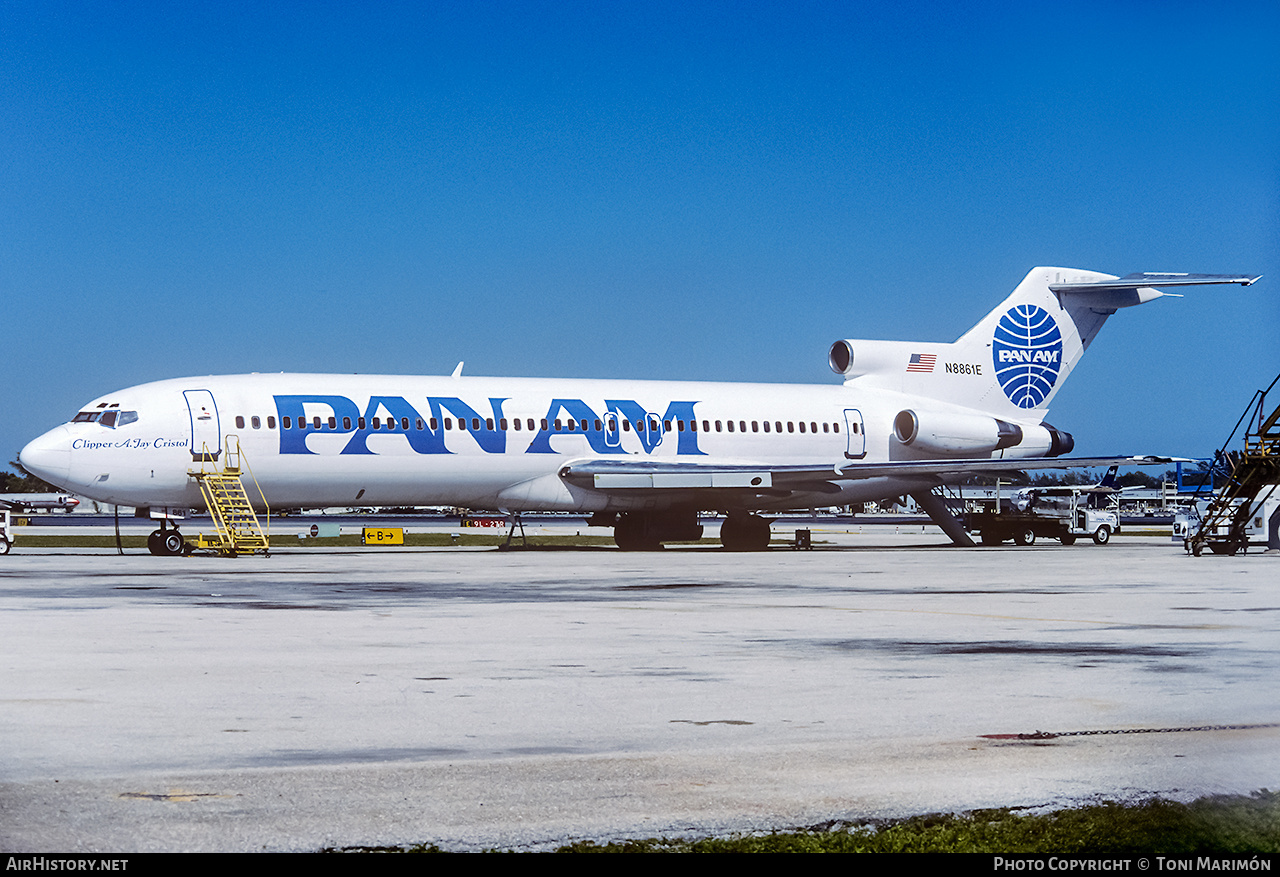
[147,522,188,556]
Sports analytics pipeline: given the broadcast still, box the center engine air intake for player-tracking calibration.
[829,340,914,378]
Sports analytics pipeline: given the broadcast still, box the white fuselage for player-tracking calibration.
[18,372,1051,514]
[20,269,1257,527]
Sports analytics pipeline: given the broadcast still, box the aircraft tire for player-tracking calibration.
[1092,525,1111,545]
[748,515,772,550]
[1059,533,1077,546]
[1013,527,1035,546]
[720,514,743,550]
[161,531,186,556]
[721,513,770,551]
[614,513,660,551]
[147,529,164,556]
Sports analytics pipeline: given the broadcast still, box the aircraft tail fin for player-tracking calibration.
[831,268,1258,421]
[947,267,1115,417]
[1087,463,1121,509]
[1097,464,1120,490]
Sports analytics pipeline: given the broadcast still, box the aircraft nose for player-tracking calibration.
[18,426,73,487]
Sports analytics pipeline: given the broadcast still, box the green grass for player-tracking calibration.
[550,791,1280,853]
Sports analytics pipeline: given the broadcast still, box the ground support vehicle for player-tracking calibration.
[966,488,1118,546]
[0,509,11,555]
[1182,375,1280,557]
[1177,493,1280,556]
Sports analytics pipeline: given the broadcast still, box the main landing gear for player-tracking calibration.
[604,510,772,551]
[147,521,188,556]
[612,509,704,551]
[719,512,772,551]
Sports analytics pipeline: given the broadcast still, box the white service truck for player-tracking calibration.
[967,484,1119,546]
[1173,492,1280,555]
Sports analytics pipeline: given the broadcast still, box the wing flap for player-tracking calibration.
[592,470,773,489]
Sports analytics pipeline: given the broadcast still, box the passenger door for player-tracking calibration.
[843,408,866,459]
[184,389,221,461]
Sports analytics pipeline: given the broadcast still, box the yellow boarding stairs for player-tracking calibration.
[188,435,270,556]
[1187,373,1280,556]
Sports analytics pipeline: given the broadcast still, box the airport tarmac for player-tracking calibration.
[1,529,1277,851]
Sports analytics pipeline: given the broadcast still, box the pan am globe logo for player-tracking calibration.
[992,305,1063,409]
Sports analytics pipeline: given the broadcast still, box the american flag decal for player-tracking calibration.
[906,353,937,373]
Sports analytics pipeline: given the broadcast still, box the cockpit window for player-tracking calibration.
[75,410,138,428]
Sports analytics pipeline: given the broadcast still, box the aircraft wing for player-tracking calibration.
[559,455,1183,496]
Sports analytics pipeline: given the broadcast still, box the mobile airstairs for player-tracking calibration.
[188,436,270,556]
[1185,373,1280,556]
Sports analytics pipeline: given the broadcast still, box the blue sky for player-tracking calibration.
[3,1,1277,467]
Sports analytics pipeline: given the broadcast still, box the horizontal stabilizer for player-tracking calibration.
[1049,273,1260,293]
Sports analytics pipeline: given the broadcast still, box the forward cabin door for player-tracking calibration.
[184,389,222,461]
[843,408,866,459]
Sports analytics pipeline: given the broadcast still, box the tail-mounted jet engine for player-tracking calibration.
[988,420,1074,457]
[1040,423,1074,457]
[893,409,1074,457]
[828,340,911,378]
[893,409,1022,455]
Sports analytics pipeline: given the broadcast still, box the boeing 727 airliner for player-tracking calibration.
[17,268,1259,553]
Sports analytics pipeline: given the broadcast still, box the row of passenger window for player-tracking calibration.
[233,414,845,435]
